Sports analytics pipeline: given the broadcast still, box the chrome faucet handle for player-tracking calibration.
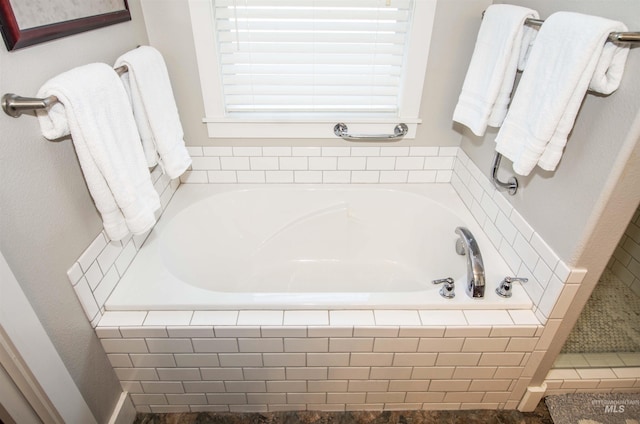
[496,276,529,298]
[433,277,455,299]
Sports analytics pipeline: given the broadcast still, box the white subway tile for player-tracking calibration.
[266,380,306,393]
[263,147,292,156]
[337,157,366,170]
[554,261,572,282]
[462,338,509,352]
[84,261,104,291]
[480,193,500,222]
[395,157,424,170]
[407,170,436,183]
[237,311,283,326]
[508,310,540,325]
[233,147,262,156]
[107,354,132,368]
[537,276,565,319]
[207,170,237,183]
[237,170,266,183]
[309,157,337,170]
[78,232,107,272]
[203,146,233,156]
[419,310,466,326]
[322,147,351,157]
[379,170,408,183]
[206,393,247,405]
[114,241,137,276]
[147,338,194,353]
[288,393,326,404]
[250,157,279,170]
[243,367,286,380]
[380,147,409,156]
[423,157,454,170]
[73,278,100,320]
[292,147,321,156]
[374,310,420,326]
[144,311,193,326]
[167,326,214,338]
[279,157,307,170]
[215,326,261,337]
[329,338,374,352]
[323,171,351,184]
[219,353,263,367]
[238,338,283,353]
[348,380,389,392]
[286,367,328,380]
[120,326,167,338]
[370,367,412,380]
[266,170,294,183]
[294,170,322,183]
[478,352,525,366]
[330,310,375,326]
[498,239,523,274]
[496,211,518,245]
[351,171,379,183]
[101,338,148,353]
[116,368,159,381]
[261,326,306,337]
[329,367,370,380]
[95,327,121,338]
[190,157,221,170]
[350,353,394,366]
[417,338,464,353]
[67,262,83,285]
[353,326,398,337]
[220,157,250,170]
[374,338,418,352]
[351,147,380,157]
[308,353,350,366]
[167,393,208,405]
[191,311,238,326]
[99,311,147,327]
[284,338,328,352]
[410,147,438,156]
[200,368,244,381]
[174,354,220,367]
[439,147,459,157]
[366,157,395,170]
[248,393,287,404]
[93,266,120,307]
[192,338,238,353]
[533,259,553,287]
[284,310,329,326]
[531,232,560,270]
[183,381,225,393]
[308,380,349,392]
[436,170,453,183]
[130,354,176,368]
[510,210,535,240]
[464,310,513,326]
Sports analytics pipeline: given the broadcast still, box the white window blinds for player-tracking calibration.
[212,0,415,116]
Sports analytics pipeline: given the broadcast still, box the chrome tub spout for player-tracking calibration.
[455,227,485,298]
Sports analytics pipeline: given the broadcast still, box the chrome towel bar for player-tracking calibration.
[2,65,128,118]
[524,17,640,43]
[333,122,408,142]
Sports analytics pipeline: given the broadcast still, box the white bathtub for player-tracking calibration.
[105,184,532,310]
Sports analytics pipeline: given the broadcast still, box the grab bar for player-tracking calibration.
[492,152,518,195]
[2,65,128,118]
[333,122,408,142]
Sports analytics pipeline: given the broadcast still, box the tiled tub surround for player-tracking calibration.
[65,146,594,411]
[98,309,545,413]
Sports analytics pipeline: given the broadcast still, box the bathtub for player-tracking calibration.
[105,184,532,310]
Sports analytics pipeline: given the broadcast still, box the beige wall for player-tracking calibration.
[0,1,148,422]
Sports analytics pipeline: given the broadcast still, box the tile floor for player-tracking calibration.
[134,399,553,423]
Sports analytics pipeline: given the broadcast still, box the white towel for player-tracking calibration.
[115,46,192,179]
[495,12,629,176]
[453,4,539,136]
[37,63,161,241]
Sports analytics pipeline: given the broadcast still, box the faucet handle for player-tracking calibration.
[496,276,528,298]
[433,277,455,299]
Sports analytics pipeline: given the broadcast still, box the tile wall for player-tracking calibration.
[608,203,640,296]
[64,145,601,412]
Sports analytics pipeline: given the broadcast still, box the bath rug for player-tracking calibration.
[545,393,640,424]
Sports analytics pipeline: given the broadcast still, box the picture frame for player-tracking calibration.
[0,0,131,51]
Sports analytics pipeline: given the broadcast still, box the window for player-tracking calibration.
[189,0,436,138]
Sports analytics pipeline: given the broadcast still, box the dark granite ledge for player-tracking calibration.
[135,400,553,424]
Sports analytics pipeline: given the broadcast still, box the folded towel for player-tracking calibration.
[453,4,539,136]
[115,46,192,179]
[37,63,161,241]
[495,12,629,176]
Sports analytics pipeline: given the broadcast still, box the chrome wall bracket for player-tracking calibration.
[491,152,518,195]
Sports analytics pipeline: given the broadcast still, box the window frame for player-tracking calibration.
[188,0,436,139]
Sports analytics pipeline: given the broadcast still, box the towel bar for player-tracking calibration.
[524,17,640,43]
[2,65,128,118]
[492,152,518,195]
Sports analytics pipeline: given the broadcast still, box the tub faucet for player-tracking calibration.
[455,227,485,298]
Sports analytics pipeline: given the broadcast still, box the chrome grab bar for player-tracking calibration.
[492,152,518,196]
[333,122,408,142]
[524,17,640,43]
